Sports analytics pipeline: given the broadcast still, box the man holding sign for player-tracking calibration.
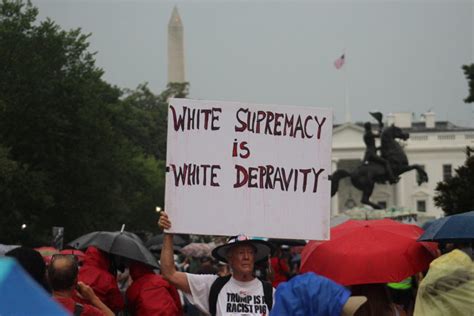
[159,212,274,316]
[158,213,367,316]
[161,100,368,316]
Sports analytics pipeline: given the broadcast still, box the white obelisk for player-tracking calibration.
[168,6,185,83]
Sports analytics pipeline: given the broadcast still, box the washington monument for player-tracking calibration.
[168,6,185,83]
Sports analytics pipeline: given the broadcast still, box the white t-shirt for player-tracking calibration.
[185,273,273,316]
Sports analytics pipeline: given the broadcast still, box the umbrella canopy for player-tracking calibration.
[59,249,85,263]
[0,258,68,315]
[268,238,307,247]
[300,219,437,286]
[35,246,59,265]
[69,231,143,249]
[0,244,19,256]
[418,211,474,242]
[421,219,436,231]
[145,234,189,248]
[68,231,158,269]
[148,243,182,255]
[35,246,59,256]
[180,242,216,258]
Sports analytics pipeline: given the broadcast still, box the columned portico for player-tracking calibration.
[395,180,405,206]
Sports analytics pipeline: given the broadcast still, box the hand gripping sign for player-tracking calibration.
[165,99,332,240]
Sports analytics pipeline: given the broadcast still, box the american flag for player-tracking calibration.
[334,54,345,69]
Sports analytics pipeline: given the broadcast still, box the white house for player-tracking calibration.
[331,112,474,218]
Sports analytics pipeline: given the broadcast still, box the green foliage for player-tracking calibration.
[159,82,190,101]
[0,1,189,245]
[434,149,474,215]
[0,145,53,244]
[462,64,474,103]
[120,82,189,160]
[120,84,167,160]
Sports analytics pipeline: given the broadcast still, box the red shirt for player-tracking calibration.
[126,262,183,316]
[270,257,290,288]
[54,296,105,316]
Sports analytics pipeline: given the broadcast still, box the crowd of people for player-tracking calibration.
[5,245,182,315]
[2,211,473,316]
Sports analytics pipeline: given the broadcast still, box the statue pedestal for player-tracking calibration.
[341,207,419,223]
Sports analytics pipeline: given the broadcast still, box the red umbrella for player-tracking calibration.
[300,219,438,286]
[34,246,59,265]
[59,249,85,263]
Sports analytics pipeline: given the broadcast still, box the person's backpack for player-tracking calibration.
[208,275,273,316]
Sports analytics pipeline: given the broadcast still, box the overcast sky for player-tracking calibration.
[35,0,473,125]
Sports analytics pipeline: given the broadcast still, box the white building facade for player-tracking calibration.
[331,112,474,218]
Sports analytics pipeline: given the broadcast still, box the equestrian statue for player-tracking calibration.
[331,112,428,209]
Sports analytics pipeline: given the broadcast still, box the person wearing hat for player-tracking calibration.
[158,211,274,316]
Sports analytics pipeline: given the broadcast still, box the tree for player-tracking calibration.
[434,147,474,215]
[462,64,474,103]
[120,82,189,160]
[0,144,53,244]
[0,1,182,244]
[114,82,189,230]
[437,64,474,216]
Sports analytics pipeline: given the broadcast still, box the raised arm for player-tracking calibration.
[158,212,191,294]
[77,282,115,316]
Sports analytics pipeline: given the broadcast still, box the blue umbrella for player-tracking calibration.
[0,258,68,315]
[418,211,474,242]
[421,219,436,231]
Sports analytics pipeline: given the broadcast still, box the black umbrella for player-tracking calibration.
[148,244,182,255]
[268,238,307,247]
[145,234,189,248]
[68,231,158,269]
[69,231,143,249]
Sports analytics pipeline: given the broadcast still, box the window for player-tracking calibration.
[417,200,426,213]
[412,135,428,141]
[443,164,452,181]
[438,135,455,140]
[416,165,426,184]
[378,201,387,209]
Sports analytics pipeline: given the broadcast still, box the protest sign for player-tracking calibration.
[165,98,332,240]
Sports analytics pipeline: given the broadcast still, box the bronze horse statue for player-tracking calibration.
[331,124,428,209]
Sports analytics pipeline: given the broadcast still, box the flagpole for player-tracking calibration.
[344,48,351,123]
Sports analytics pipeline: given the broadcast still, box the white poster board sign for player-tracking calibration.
[165,99,332,240]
